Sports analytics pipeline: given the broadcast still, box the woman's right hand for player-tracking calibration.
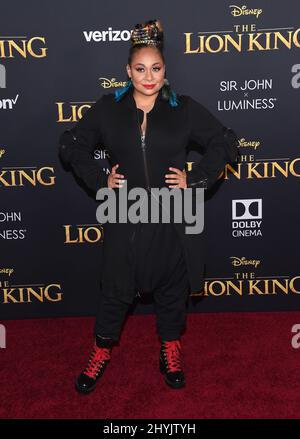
[107,164,125,188]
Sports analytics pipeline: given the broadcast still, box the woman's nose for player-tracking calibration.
[145,70,153,81]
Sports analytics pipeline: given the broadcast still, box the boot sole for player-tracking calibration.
[159,358,186,389]
[75,379,97,394]
[75,383,96,395]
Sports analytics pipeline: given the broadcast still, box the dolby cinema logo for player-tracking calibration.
[232,199,262,237]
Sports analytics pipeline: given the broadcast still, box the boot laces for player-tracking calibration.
[162,340,182,372]
[84,343,111,379]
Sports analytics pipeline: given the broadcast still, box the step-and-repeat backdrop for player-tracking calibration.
[1,1,299,320]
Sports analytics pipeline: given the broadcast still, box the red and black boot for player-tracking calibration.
[159,339,186,389]
[75,335,114,394]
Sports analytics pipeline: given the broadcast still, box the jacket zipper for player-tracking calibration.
[136,108,151,193]
[136,108,166,217]
[130,109,150,280]
[131,109,151,254]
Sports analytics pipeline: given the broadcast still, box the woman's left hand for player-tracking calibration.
[165,167,187,188]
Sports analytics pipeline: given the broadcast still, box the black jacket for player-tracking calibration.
[58,86,239,302]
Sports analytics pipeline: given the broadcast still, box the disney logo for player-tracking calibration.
[99,77,129,88]
[230,5,262,18]
[230,256,261,268]
[239,138,260,150]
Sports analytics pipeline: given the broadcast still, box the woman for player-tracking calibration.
[59,19,240,394]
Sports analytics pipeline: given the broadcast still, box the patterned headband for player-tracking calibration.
[130,19,164,48]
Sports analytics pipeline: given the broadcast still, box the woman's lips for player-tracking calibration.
[143,84,156,89]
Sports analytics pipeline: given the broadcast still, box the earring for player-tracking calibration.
[163,78,170,86]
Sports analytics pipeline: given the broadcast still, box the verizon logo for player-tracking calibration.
[0,94,19,110]
[83,28,131,42]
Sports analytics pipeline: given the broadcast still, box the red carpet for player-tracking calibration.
[1,311,300,419]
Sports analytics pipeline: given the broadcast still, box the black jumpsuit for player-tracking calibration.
[94,101,190,342]
[58,86,240,343]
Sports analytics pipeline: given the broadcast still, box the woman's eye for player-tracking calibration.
[136,67,161,72]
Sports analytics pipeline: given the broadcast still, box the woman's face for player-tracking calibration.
[126,46,165,97]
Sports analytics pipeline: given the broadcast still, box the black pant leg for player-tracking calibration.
[153,255,190,341]
[93,287,132,342]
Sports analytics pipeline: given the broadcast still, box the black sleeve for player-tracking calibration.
[58,95,108,194]
[186,96,240,190]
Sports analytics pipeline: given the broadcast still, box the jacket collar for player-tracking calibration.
[122,85,165,113]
